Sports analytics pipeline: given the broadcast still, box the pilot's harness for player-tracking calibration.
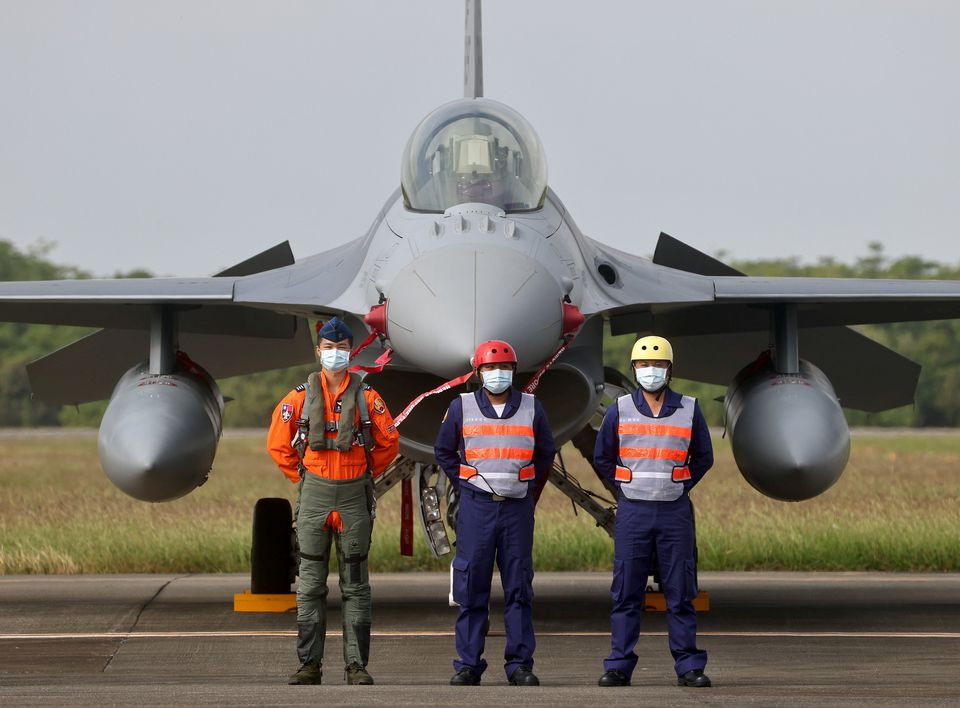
[291,374,376,480]
[291,373,378,525]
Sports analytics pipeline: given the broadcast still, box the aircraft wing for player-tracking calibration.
[0,277,236,329]
[589,233,960,411]
[0,238,366,329]
[1,239,369,403]
[596,233,960,335]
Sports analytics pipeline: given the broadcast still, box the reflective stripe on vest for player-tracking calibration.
[616,393,695,502]
[460,392,536,498]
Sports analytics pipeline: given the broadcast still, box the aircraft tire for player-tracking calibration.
[251,497,294,594]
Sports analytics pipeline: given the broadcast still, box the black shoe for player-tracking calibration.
[450,667,482,686]
[677,669,711,687]
[509,666,540,686]
[598,669,630,687]
[288,662,322,685]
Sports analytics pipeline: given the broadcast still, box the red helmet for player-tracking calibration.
[472,340,518,369]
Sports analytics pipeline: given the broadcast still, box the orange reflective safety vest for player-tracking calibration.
[459,392,536,499]
[615,393,696,501]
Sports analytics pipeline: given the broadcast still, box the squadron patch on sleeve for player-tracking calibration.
[281,403,294,422]
[373,397,386,414]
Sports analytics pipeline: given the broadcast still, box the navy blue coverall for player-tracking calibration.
[435,387,556,679]
[594,387,713,678]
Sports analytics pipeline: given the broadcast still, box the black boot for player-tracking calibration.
[509,666,540,686]
[598,669,630,687]
[677,669,711,687]
[450,667,482,685]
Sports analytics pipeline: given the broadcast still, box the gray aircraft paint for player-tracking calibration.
[98,361,223,502]
[1,0,960,502]
[725,360,850,501]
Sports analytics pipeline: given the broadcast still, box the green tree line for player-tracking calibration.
[1,240,959,428]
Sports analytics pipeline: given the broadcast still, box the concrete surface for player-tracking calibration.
[0,572,958,706]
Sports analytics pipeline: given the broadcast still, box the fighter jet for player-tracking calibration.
[2,1,960,589]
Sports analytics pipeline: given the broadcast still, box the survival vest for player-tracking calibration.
[615,393,695,502]
[293,372,375,476]
[458,392,536,499]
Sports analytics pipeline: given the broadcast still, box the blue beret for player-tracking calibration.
[316,316,354,343]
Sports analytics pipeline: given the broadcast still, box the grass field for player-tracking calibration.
[0,430,957,574]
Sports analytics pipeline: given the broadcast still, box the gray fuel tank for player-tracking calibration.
[97,361,224,502]
[724,358,850,501]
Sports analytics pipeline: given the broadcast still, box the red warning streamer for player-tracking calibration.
[392,337,574,427]
[522,339,571,394]
[349,330,379,359]
[393,370,474,427]
[349,348,394,375]
[400,478,414,556]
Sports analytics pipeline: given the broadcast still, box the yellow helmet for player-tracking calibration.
[631,335,673,363]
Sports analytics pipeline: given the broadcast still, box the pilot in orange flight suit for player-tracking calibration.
[267,316,399,686]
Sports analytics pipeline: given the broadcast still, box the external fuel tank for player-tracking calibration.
[97,360,224,502]
[724,358,850,501]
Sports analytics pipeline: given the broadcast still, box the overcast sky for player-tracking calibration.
[1,1,957,277]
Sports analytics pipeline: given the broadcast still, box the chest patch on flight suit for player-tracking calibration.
[373,398,385,414]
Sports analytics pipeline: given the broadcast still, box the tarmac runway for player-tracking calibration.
[0,572,957,706]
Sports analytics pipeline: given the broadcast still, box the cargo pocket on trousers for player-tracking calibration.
[611,559,626,603]
[452,555,470,606]
[682,559,698,602]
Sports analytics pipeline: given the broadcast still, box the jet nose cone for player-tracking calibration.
[386,245,564,378]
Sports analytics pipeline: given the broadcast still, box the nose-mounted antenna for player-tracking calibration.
[464,0,483,98]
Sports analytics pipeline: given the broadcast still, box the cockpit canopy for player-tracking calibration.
[401,98,547,213]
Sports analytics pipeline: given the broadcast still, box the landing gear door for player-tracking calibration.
[414,463,452,557]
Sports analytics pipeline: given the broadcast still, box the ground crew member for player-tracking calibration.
[267,317,400,686]
[434,340,556,687]
[595,335,713,688]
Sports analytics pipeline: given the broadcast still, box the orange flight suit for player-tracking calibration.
[267,372,400,483]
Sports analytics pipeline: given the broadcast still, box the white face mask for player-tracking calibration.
[635,365,668,392]
[319,348,350,372]
[481,369,513,395]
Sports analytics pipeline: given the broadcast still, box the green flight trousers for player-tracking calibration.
[295,473,374,668]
